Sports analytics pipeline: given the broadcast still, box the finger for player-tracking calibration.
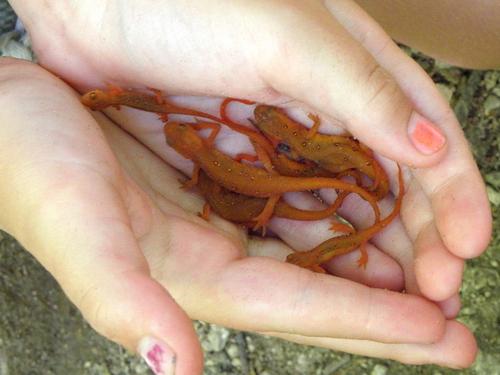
[267,320,477,368]
[105,104,406,292]
[322,242,404,291]
[256,2,447,168]
[270,217,404,291]
[317,164,420,294]
[15,1,442,166]
[436,294,461,320]
[414,222,464,301]
[37,181,202,375]
[324,0,492,259]
[402,178,464,301]
[183,255,445,344]
[0,59,203,375]
[335,195,417,291]
[267,191,404,290]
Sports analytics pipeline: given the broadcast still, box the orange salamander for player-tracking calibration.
[163,122,380,229]
[81,89,345,180]
[82,88,297,174]
[252,105,389,199]
[197,170,350,227]
[287,165,404,272]
[81,85,225,123]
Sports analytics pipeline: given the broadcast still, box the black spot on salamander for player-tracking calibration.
[277,143,291,153]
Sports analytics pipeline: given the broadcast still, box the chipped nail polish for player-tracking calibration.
[138,336,176,375]
[408,112,446,155]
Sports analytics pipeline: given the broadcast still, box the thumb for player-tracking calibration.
[16,178,203,375]
[12,175,203,375]
[79,269,203,375]
[258,2,447,167]
[0,59,203,375]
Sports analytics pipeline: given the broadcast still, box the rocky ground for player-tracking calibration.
[0,3,499,374]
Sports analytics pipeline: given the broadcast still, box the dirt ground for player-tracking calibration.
[0,6,499,375]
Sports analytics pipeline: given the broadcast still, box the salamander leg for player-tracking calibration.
[191,121,221,146]
[252,194,280,235]
[330,221,355,234]
[147,87,165,105]
[306,113,321,139]
[219,97,255,124]
[357,241,369,269]
[234,153,258,163]
[198,203,211,221]
[180,164,201,189]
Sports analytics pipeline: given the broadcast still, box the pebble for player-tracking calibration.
[486,186,500,206]
[483,71,500,90]
[226,343,239,359]
[202,326,230,352]
[437,67,463,85]
[371,364,388,375]
[434,59,454,70]
[483,94,500,115]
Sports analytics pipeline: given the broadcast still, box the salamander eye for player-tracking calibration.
[89,91,97,100]
[277,143,291,153]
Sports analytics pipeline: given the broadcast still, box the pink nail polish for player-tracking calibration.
[408,112,446,155]
[138,336,176,375]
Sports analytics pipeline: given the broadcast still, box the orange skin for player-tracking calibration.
[163,122,380,229]
[287,165,404,273]
[81,88,308,175]
[197,170,347,224]
[81,85,225,123]
[221,98,335,177]
[252,105,390,199]
[80,89,337,178]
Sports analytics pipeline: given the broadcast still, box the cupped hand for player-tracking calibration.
[0,59,475,374]
[4,0,491,371]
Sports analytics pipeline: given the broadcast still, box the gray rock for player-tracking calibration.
[201,325,230,352]
[371,364,388,375]
[484,94,500,115]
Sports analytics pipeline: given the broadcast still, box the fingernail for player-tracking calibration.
[138,336,176,375]
[408,112,446,155]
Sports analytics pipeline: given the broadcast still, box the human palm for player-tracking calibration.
[2,0,491,372]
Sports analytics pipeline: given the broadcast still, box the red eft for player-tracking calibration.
[81,89,338,179]
[81,85,225,123]
[81,87,305,174]
[163,122,380,229]
[197,170,348,225]
[252,105,390,199]
[287,165,404,272]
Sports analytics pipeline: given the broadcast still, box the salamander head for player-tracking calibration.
[163,122,204,159]
[80,89,114,110]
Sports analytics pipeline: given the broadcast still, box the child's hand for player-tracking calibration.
[0,60,476,374]
[5,0,491,372]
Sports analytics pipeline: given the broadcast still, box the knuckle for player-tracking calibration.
[77,284,120,340]
[363,64,398,106]
[359,63,410,121]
